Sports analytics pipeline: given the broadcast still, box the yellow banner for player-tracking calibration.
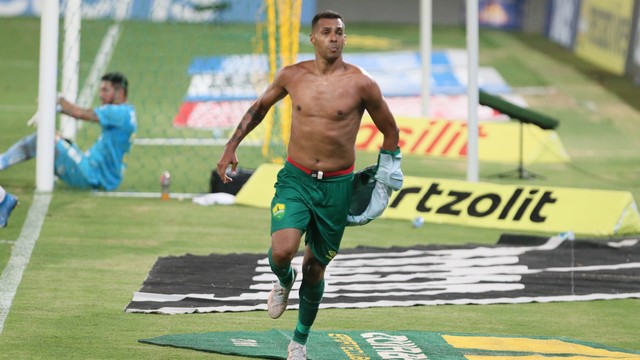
[575,0,633,74]
[386,176,640,236]
[235,164,281,208]
[236,164,640,236]
[357,116,569,164]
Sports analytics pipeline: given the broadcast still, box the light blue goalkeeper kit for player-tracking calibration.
[0,103,136,191]
[58,103,137,190]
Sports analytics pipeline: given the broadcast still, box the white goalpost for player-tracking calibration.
[34,1,302,195]
[35,0,59,192]
[35,1,482,193]
[420,0,479,182]
[466,0,480,182]
[420,0,431,118]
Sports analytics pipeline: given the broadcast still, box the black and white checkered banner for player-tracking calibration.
[125,234,640,314]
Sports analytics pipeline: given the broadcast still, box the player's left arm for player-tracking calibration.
[362,76,399,152]
[361,74,403,189]
[346,76,404,226]
[58,97,99,123]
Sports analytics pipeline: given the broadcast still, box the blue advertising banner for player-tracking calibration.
[183,50,512,102]
[478,0,525,30]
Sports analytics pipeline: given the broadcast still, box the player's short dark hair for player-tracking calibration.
[311,10,344,30]
[102,72,128,96]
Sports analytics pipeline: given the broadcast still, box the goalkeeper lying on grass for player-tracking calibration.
[0,72,136,191]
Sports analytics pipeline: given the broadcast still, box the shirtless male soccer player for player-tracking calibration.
[216,10,401,360]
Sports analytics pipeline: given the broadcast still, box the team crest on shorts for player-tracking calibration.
[272,203,285,221]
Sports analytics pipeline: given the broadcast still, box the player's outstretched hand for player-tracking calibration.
[27,92,65,127]
[216,150,238,184]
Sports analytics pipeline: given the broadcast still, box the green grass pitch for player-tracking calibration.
[0,16,639,359]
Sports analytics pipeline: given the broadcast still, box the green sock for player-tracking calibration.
[293,323,311,345]
[268,247,294,287]
[292,279,325,345]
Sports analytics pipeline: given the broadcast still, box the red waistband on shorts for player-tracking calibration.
[287,156,354,179]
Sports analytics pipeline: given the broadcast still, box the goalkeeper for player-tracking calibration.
[216,10,402,360]
[0,72,137,191]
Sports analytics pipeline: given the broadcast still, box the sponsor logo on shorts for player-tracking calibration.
[326,250,337,261]
[63,143,83,164]
[272,203,285,221]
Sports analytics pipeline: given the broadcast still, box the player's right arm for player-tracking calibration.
[58,97,100,123]
[216,66,292,183]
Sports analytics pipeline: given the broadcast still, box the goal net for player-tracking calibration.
[59,0,306,195]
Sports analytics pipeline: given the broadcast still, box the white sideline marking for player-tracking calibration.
[0,240,16,245]
[0,192,51,334]
[0,21,123,335]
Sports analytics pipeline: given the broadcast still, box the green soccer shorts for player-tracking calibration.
[271,161,354,265]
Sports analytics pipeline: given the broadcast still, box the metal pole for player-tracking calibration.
[36,0,60,192]
[466,0,479,182]
[420,0,432,118]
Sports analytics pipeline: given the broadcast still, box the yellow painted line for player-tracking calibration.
[466,356,640,360]
[443,335,640,358]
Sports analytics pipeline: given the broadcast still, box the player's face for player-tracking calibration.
[98,81,116,105]
[310,18,346,59]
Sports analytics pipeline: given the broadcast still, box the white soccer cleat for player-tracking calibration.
[287,340,306,360]
[0,193,18,228]
[267,268,297,319]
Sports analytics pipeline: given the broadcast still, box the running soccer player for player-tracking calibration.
[0,72,137,191]
[216,10,403,360]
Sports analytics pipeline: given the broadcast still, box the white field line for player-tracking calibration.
[0,21,123,335]
[0,192,51,334]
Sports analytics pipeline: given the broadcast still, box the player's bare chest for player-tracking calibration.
[291,80,360,109]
